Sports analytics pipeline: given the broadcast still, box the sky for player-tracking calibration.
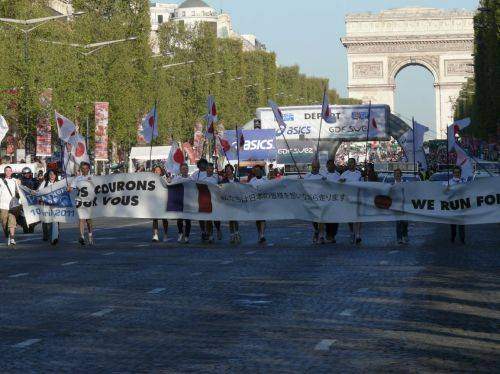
[158,0,478,131]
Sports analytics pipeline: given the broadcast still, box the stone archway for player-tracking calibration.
[341,7,475,139]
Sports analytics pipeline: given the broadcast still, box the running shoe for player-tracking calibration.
[184,236,190,243]
[88,234,94,246]
[319,237,326,245]
[152,233,159,242]
[6,237,11,246]
[78,237,85,246]
[9,238,16,246]
[355,237,362,245]
[177,233,184,243]
[259,237,266,244]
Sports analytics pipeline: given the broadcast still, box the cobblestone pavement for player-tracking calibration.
[0,219,499,373]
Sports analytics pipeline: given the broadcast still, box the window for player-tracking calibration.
[157,15,163,24]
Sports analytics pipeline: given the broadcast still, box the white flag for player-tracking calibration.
[321,89,336,124]
[455,144,473,180]
[447,117,471,151]
[141,106,158,144]
[268,100,287,135]
[397,121,429,170]
[0,115,9,143]
[55,111,77,142]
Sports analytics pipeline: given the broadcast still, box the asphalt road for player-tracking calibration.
[0,219,499,373]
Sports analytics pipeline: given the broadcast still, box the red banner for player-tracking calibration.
[94,102,109,161]
[36,89,53,157]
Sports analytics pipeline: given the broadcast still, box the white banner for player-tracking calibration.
[22,173,499,225]
[19,181,77,225]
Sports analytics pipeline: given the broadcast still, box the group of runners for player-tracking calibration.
[0,158,468,247]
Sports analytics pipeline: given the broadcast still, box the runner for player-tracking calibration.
[68,162,94,246]
[304,160,326,244]
[393,168,408,245]
[0,166,21,246]
[339,158,363,244]
[151,165,169,242]
[324,159,341,243]
[221,164,240,244]
[249,165,267,244]
[444,166,467,244]
[38,170,60,245]
[191,158,208,242]
[204,162,220,243]
[171,163,192,244]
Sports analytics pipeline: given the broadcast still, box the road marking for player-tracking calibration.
[245,251,256,255]
[148,288,166,294]
[236,299,272,306]
[61,261,78,266]
[91,308,114,317]
[12,339,41,348]
[314,339,337,351]
[356,288,369,293]
[389,250,399,254]
[8,273,29,278]
[102,252,115,256]
[379,261,389,265]
[220,260,233,265]
[339,309,354,317]
[239,293,269,297]
[135,244,150,248]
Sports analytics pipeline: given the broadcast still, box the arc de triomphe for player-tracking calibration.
[341,7,474,139]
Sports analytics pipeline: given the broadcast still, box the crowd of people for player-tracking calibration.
[0,155,471,249]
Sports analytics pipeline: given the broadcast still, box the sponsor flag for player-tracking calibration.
[268,100,287,135]
[448,117,471,151]
[205,95,217,138]
[141,106,158,144]
[55,111,76,142]
[0,115,9,143]
[167,183,212,213]
[165,141,185,174]
[321,89,336,124]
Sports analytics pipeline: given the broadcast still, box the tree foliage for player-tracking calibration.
[0,1,356,160]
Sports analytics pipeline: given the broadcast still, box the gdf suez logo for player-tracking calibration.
[232,139,274,150]
[275,125,312,137]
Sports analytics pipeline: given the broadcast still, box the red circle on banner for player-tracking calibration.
[57,118,64,127]
[149,116,155,127]
[374,195,392,210]
[75,142,86,157]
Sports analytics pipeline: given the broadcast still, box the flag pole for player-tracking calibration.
[364,101,372,169]
[148,100,157,171]
[412,117,417,176]
[316,87,326,162]
[446,124,450,187]
[280,130,302,179]
[236,125,241,181]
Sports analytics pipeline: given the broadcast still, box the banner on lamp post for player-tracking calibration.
[94,102,109,161]
[36,89,53,157]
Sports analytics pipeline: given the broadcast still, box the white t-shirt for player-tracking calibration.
[249,177,267,187]
[0,178,18,211]
[304,172,324,180]
[71,174,92,189]
[191,170,207,181]
[38,180,56,191]
[444,177,466,187]
[204,174,219,185]
[171,175,190,184]
[340,169,362,182]
[324,171,341,182]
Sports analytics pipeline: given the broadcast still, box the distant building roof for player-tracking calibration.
[178,0,211,9]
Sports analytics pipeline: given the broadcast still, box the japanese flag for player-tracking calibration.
[447,117,471,151]
[165,141,185,174]
[55,111,76,142]
[141,106,158,144]
[64,133,89,174]
[268,100,287,135]
[0,115,9,143]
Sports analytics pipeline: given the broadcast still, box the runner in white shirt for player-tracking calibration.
[172,163,192,244]
[443,166,467,244]
[221,164,241,244]
[205,162,220,243]
[151,165,169,243]
[68,162,94,246]
[249,166,267,243]
[305,160,326,244]
[0,166,21,246]
[339,158,363,245]
[38,169,60,245]
[393,168,408,245]
[324,159,340,243]
[191,158,209,242]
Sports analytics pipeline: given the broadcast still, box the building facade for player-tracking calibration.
[341,7,474,139]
